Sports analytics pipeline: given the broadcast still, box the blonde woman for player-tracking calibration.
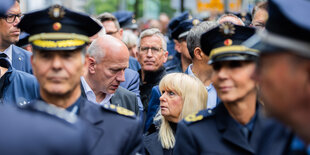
[143,73,207,155]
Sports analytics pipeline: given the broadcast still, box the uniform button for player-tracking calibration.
[208,109,212,114]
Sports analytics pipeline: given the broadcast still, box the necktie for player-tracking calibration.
[0,53,7,58]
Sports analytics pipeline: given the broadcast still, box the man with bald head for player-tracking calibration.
[82,34,140,115]
[217,14,245,26]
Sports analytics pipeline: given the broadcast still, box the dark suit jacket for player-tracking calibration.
[78,98,143,155]
[11,45,32,74]
[144,131,173,155]
[80,83,140,116]
[111,86,140,116]
[120,68,143,112]
[174,102,282,155]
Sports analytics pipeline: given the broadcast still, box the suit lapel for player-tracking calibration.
[110,88,123,107]
[215,103,255,154]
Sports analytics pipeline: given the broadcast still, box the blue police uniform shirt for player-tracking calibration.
[186,64,219,109]
[0,59,39,105]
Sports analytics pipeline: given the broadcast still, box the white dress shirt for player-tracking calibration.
[80,76,114,105]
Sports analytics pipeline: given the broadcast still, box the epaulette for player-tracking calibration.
[102,104,136,118]
[25,100,78,124]
[184,108,215,125]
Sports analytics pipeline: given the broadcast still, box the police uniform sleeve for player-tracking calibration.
[123,117,144,155]
[174,120,199,155]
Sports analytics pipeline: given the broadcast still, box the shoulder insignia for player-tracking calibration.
[102,104,136,118]
[184,108,214,125]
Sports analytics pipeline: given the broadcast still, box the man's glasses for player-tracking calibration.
[1,13,23,23]
[139,47,163,54]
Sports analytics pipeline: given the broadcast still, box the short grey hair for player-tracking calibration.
[87,39,105,63]
[186,21,218,58]
[137,28,167,51]
[97,12,121,30]
[217,13,245,26]
[122,30,137,47]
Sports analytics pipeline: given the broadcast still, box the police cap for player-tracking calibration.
[113,11,138,29]
[0,0,14,17]
[244,0,310,58]
[200,22,258,64]
[168,11,190,39]
[171,18,201,40]
[18,5,101,51]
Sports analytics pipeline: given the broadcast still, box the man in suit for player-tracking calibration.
[19,5,143,154]
[97,12,143,113]
[82,34,140,116]
[0,0,32,73]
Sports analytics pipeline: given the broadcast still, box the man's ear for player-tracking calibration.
[119,28,123,38]
[163,50,169,63]
[174,40,181,53]
[193,47,204,60]
[88,56,97,74]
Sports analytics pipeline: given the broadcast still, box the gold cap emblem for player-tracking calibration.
[219,22,235,36]
[48,5,65,20]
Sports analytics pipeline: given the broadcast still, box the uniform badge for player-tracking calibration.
[192,19,200,26]
[184,112,203,123]
[48,4,65,20]
[116,106,135,117]
[224,39,233,46]
[219,22,235,36]
[53,22,62,31]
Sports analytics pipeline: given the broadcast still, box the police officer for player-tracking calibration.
[19,5,143,155]
[0,2,88,154]
[173,23,280,154]
[244,0,310,153]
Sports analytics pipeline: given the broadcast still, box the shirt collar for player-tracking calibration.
[187,64,214,90]
[81,76,93,95]
[80,76,114,105]
[2,45,13,64]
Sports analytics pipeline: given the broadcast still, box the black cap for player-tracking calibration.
[16,32,30,47]
[168,11,190,39]
[243,0,310,58]
[113,11,138,29]
[171,18,201,40]
[18,5,102,51]
[0,0,14,17]
[200,22,258,64]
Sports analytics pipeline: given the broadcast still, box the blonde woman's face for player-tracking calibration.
[160,89,183,123]
[212,61,256,103]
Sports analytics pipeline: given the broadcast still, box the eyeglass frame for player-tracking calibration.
[1,13,23,23]
[138,46,164,55]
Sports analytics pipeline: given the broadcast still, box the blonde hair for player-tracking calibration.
[155,73,207,149]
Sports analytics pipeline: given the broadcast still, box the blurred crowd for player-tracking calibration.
[0,0,309,154]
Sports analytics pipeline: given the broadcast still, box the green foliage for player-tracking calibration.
[84,0,176,18]
[85,0,118,15]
